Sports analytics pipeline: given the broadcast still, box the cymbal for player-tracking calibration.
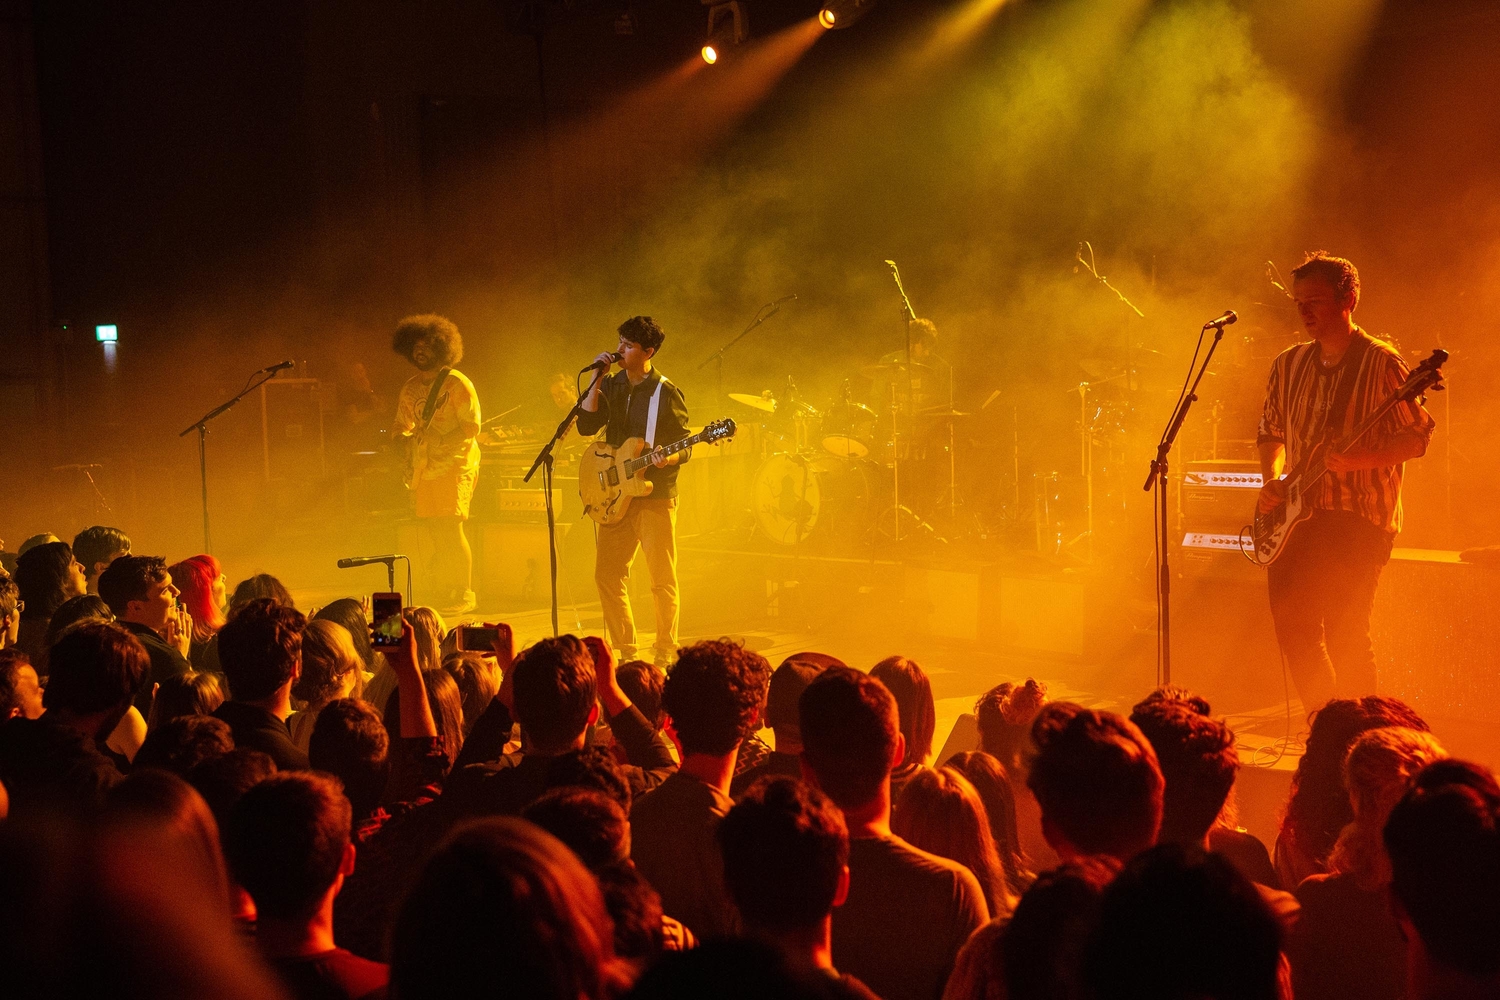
[859,360,934,380]
[728,392,777,414]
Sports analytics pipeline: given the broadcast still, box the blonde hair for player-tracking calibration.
[1329,726,1446,887]
[893,766,1014,918]
[294,619,364,706]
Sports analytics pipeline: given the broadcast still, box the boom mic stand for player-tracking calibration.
[1143,316,1229,686]
[525,365,608,639]
[179,365,285,553]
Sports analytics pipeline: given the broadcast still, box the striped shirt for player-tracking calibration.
[1257,330,1435,534]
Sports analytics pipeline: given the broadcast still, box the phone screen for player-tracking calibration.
[371,592,403,646]
[459,625,500,651]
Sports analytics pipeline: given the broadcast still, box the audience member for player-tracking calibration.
[225,772,388,1000]
[167,554,227,668]
[871,656,936,802]
[228,572,295,618]
[290,619,365,753]
[12,540,87,663]
[99,555,192,715]
[945,750,1033,897]
[312,598,380,688]
[148,669,226,726]
[214,598,309,770]
[310,699,391,824]
[133,714,235,775]
[1133,686,1280,889]
[382,665,463,769]
[0,620,148,812]
[718,776,881,998]
[1028,702,1163,863]
[526,786,688,966]
[44,593,113,644]
[893,766,1014,920]
[16,531,60,555]
[1275,696,1428,887]
[1383,759,1500,1000]
[72,525,131,594]
[0,648,44,721]
[732,654,839,797]
[618,658,668,730]
[944,855,1120,1000]
[1289,727,1446,1000]
[390,817,630,1000]
[448,634,674,815]
[363,605,444,715]
[0,576,21,650]
[105,768,231,908]
[442,649,499,738]
[625,938,839,1000]
[800,666,988,1000]
[631,638,771,939]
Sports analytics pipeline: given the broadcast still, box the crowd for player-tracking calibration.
[0,525,1496,1000]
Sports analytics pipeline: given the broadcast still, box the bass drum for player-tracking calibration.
[753,454,872,548]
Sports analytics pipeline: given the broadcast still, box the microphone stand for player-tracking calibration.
[1142,322,1227,686]
[524,365,608,638]
[178,366,283,553]
[887,262,919,543]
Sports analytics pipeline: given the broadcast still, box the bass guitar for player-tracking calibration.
[1243,348,1446,566]
[579,418,737,526]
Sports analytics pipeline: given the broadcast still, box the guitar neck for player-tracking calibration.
[624,431,702,475]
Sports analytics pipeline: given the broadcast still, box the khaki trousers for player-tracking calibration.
[594,496,678,662]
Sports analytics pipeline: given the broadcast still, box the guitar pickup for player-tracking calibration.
[606,467,620,487]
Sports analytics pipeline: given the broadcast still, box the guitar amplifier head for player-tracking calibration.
[1181,460,1262,535]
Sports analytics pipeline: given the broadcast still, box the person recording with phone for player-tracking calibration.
[576,316,692,670]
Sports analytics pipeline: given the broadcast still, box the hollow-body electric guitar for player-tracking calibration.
[579,418,736,526]
[1243,349,1446,566]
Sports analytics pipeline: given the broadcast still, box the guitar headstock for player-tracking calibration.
[700,418,737,444]
[1399,349,1448,400]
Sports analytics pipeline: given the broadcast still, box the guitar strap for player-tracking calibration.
[420,368,453,430]
[645,374,668,448]
[1324,333,1369,447]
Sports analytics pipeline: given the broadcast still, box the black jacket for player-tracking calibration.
[214,700,310,770]
[119,620,191,716]
[575,368,692,499]
[0,713,125,814]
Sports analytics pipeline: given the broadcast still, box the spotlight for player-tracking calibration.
[818,0,874,30]
[701,0,747,64]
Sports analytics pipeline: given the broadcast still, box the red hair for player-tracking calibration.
[169,555,226,641]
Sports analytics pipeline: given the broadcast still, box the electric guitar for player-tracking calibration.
[1243,349,1446,566]
[579,418,737,526]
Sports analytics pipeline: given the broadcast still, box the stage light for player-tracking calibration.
[700,1,747,64]
[817,0,874,30]
[95,324,118,343]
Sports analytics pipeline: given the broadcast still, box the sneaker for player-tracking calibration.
[440,590,477,617]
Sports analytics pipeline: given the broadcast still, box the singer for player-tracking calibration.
[576,316,692,668]
[1254,252,1433,717]
[392,314,482,616]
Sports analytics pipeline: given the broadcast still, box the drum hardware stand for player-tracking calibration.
[1143,320,1227,686]
[885,260,922,543]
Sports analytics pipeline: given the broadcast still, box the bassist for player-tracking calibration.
[1255,253,1434,714]
[577,316,692,667]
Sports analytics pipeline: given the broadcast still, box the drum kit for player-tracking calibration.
[728,362,968,550]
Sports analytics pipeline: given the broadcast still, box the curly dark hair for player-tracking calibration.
[1133,685,1212,717]
[511,635,597,754]
[617,316,666,354]
[1129,700,1238,846]
[662,639,771,757]
[718,776,849,933]
[43,620,150,715]
[218,598,306,703]
[1280,696,1428,868]
[393,314,464,368]
[134,714,235,776]
[523,786,631,871]
[309,698,390,822]
[616,660,665,730]
[1291,251,1360,309]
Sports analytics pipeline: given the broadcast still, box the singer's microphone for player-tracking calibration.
[580,352,623,374]
[1202,310,1238,330]
[261,360,295,373]
[337,554,400,569]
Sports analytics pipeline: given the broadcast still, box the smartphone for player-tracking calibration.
[371,592,403,647]
[457,624,500,652]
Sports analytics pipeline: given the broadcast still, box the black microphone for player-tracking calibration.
[337,554,400,569]
[261,360,295,373]
[772,293,798,305]
[1202,310,1238,330]
[580,351,623,373]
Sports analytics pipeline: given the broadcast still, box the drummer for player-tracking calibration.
[870,317,950,420]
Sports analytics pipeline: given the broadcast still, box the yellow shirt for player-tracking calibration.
[395,369,481,483]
